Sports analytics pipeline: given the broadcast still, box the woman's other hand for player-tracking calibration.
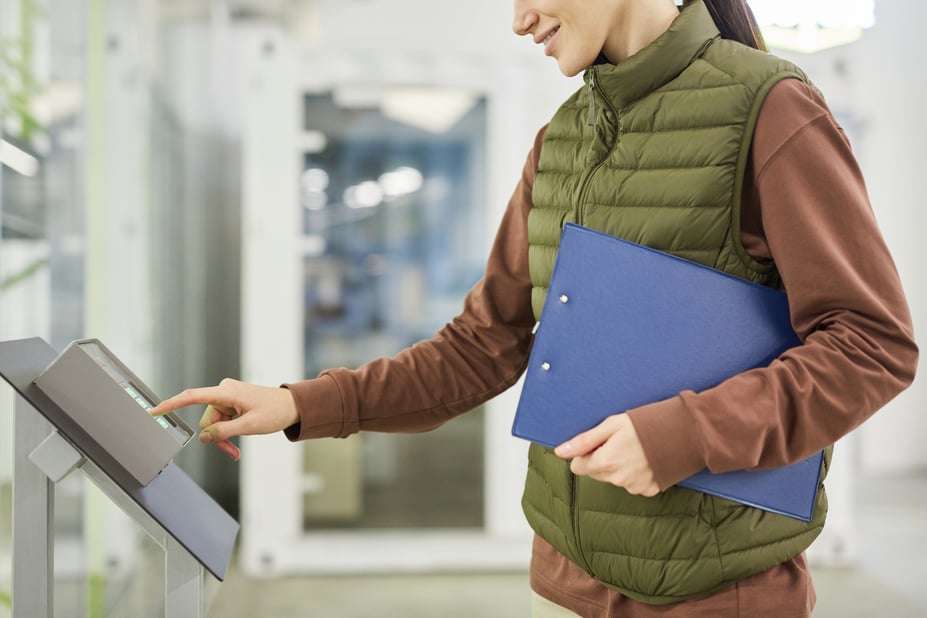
[554,414,659,497]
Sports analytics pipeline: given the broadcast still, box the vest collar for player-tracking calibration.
[584,0,720,109]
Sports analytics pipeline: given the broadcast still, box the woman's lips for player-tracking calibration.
[541,26,560,56]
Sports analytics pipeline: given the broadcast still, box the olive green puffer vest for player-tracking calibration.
[522,2,829,605]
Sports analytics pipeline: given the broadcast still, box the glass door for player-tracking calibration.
[237,28,535,575]
[298,92,488,533]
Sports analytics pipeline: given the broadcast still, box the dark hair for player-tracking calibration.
[685,0,768,51]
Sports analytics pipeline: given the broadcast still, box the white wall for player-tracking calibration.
[847,2,926,475]
[776,2,926,475]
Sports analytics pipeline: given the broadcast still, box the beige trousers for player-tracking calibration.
[532,592,581,617]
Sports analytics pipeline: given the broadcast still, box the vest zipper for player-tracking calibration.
[575,65,621,227]
[586,70,597,126]
[569,472,595,576]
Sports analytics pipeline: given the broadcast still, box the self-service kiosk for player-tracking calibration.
[0,337,240,618]
[33,338,195,485]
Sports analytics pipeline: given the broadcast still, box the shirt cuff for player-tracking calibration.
[627,395,705,491]
[281,373,350,441]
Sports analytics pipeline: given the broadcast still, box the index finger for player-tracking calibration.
[149,386,235,417]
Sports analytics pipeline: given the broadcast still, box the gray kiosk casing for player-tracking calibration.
[34,338,194,486]
[1,337,239,583]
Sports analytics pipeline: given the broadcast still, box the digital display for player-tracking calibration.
[123,382,192,445]
[77,341,194,446]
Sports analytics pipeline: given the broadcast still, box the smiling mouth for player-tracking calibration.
[541,26,560,46]
[540,26,560,55]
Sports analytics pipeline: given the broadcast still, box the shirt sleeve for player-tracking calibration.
[282,127,546,441]
[628,79,919,490]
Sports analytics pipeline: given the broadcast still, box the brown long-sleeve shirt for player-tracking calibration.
[285,79,918,615]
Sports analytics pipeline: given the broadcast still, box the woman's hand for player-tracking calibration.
[554,413,660,497]
[149,378,299,461]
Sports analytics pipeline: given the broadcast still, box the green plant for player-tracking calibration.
[0,0,46,144]
[0,257,49,291]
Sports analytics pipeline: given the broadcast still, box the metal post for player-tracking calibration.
[12,395,53,618]
[79,460,206,618]
[164,533,204,618]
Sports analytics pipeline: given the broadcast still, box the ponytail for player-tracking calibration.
[684,0,767,51]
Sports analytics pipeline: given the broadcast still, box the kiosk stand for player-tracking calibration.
[0,337,239,618]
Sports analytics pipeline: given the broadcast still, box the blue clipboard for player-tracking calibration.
[512,224,823,521]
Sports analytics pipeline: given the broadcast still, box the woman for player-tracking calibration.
[152,1,918,615]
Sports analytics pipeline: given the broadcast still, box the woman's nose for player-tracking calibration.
[512,0,538,36]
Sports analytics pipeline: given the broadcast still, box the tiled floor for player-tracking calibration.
[206,473,927,618]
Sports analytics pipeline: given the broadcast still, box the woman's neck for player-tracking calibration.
[602,1,680,63]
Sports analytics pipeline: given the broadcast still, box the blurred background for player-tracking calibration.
[0,0,924,616]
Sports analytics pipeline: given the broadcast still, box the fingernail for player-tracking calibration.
[555,442,573,457]
[200,429,215,444]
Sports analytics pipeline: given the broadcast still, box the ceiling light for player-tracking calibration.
[299,130,328,154]
[379,166,424,198]
[381,87,478,134]
[749,0,876,53]
[344,181,383,209]
[301,167,330,192]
